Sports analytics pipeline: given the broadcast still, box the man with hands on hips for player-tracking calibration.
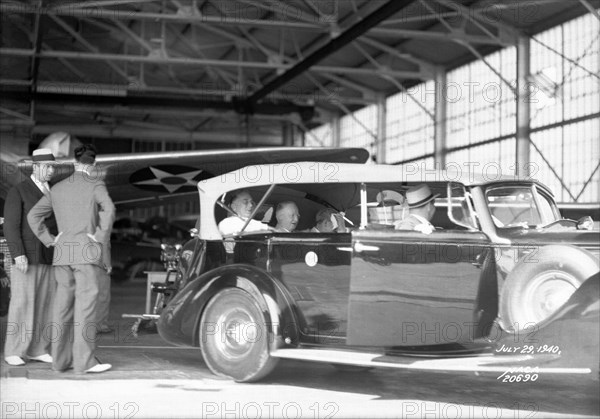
[3,148,58,366]
[28,144,115,374]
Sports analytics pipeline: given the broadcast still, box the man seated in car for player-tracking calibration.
[274,201,300,232]
[218,190,270,236]
[310,208,347,233]
[394,184,440,234]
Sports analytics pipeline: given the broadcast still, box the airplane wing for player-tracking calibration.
[7,147,370,208]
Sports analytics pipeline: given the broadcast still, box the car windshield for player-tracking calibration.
[485,185,560,228]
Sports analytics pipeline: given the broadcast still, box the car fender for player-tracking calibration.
[158,264,300,351]
[495,272,599,377]
[498,244,599,331]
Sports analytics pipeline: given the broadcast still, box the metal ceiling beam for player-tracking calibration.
[0,48,423,79]
[54,0,152,8]
[433,0,520,38]
[0,79,370,106]
[0,4,323,30]
[36,103,298,121]
[358,37,436,75]
[29,0,44,119]
[579,0,600,21]
[0,89,318,120]
[47,14,130,82]
[235,0,320,24]
[245,0,415,107]
[166,26,237,88]
[82,17,236,88]
[319,74,378,99]
[368,28,512,46]
[30,124,283,144]
[8,19,88,81]
[419,0,516,94]
[236,23,381,102]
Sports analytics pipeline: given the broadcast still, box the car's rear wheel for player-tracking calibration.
[199,288,278,382]
[499,247,597,332]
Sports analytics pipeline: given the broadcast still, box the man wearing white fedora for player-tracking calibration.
[3,148,58,366]
[394,184,440,234]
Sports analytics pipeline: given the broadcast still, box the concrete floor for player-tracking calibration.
[1,278,599,418]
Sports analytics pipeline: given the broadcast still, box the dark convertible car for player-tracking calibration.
[157,161,599,382]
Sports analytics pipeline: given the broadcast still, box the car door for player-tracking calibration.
[347,229,496,347]
[269,233,352,344]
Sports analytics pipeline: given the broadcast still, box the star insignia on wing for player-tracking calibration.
[132,167,203,193]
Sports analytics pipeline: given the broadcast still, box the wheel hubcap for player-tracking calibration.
[522,270,579,326]
[214,308,258,360]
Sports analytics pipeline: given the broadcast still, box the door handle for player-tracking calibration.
[336,246,353,252]
[354,242,380,253]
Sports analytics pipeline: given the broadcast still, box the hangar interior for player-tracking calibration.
[1,0,599,222]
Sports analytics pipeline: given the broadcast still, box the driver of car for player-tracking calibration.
[274,201,300,232]
[218,190,270,236]
[394,184,440,234]
[310,208,347,233]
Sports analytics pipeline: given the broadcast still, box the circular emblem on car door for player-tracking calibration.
[305,251,318,267]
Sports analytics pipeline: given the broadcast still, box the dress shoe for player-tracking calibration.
[5,356,25,366]
[30,354,53,363]
[85,363,112,373]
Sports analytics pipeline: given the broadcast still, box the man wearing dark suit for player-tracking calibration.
[3,148,57,366]
[28,144,115,374]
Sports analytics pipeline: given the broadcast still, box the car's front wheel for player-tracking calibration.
[499,246,598,332]
[199,288,278,382]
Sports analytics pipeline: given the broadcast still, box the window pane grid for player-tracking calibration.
[339,105,377,154]
[307,123,333,147]
[384,80,435,164]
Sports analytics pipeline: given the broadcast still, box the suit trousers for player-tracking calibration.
[96,269,110,328]
[4,264,55,359]
[52,264,102,373]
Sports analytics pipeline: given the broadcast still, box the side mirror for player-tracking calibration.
[189,228,199,238]
[576,216,594,230]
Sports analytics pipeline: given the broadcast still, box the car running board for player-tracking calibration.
[270,348,592,375]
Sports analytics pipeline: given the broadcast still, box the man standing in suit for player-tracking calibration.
[28,144,115,374]
[3,148,57,366]
[394,184,440,234]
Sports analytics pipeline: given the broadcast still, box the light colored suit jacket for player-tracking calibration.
[394,213,434,234]
[28,171,115,267]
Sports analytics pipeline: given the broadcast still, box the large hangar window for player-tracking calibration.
[385,80,435,164]
[306,12,598,203]
[529,12,600,203]
[339,104,378,156]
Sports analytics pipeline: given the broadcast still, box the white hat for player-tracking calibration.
[376,190,405,206]
[30,148,57,164]
[405,184,439,208]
